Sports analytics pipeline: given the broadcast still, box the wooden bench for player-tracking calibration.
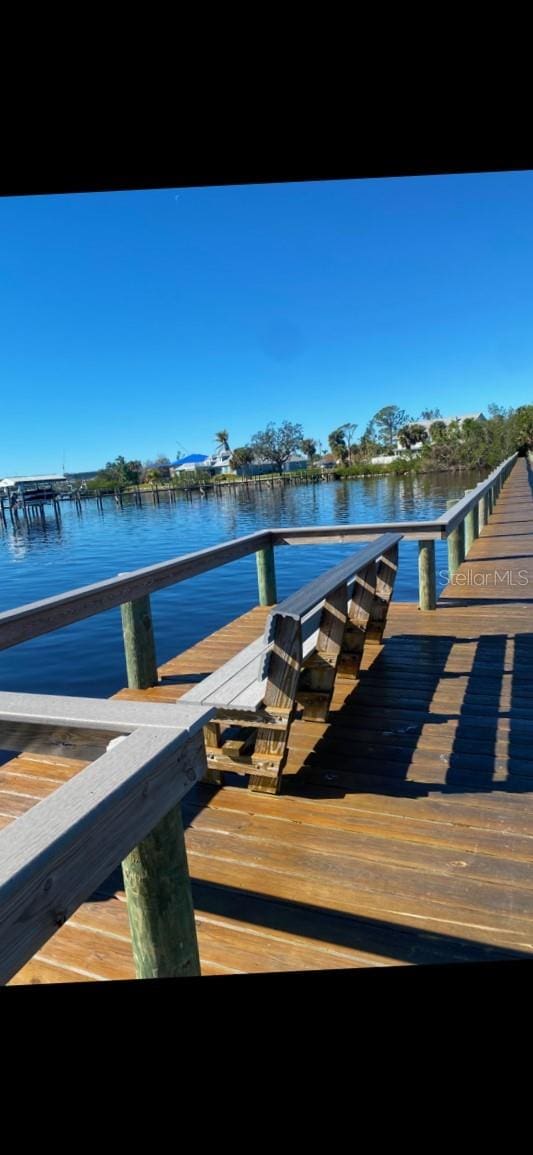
[181,532,402,794]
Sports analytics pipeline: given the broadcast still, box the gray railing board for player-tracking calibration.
[0,529,272,652]
[273,523,443,545]
[0,711,212,985]
[0,692,214,735]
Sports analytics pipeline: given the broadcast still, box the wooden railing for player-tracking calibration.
[0,693,214,984]
[0,453,517,675]
[0,451,518,984]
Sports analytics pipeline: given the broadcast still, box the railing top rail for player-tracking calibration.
[272,521,443,544]
[437,452,517,535]
[0,528,272,653]
[0,696,213,984]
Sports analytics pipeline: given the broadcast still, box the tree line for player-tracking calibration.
[223,404,533,475]
[86,403,533,491]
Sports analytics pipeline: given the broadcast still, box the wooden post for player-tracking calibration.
[464,490,476,555]
[256,542,277,605]
[418,540,436,610]
[478,491,488,532]
[120,593,158,689]
[122,750,202,979]
[446,499,464,577]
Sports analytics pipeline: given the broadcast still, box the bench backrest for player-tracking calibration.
[261,532,402,668]
[267,533,402,627]
[182,532,402,711]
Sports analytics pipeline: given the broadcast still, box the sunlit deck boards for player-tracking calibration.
[441,455,533,598]
[4,457,533,982]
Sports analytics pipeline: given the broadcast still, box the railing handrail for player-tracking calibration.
[0,528,272,653]
[0,453,518,653]
[0,695,214,985]
[437,452,517,534]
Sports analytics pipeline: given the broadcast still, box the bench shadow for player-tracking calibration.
[286,630,533,801]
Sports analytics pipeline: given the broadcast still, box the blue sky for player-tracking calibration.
[1,171,532,474]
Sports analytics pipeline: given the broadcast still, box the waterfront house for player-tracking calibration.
[169,454,209,476]
[371,412,486,464]
[203,449,233,475]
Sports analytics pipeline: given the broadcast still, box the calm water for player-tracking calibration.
[0,472,483,698]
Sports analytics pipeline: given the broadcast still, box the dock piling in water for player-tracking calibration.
[120,593,158,689]
[418,539,436,609]
[256,542,278,605]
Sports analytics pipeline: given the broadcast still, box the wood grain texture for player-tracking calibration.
[418,540,436,611]
[120,594,158,690]
[122,801,201,978]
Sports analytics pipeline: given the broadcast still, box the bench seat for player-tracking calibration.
[181,532,402,793]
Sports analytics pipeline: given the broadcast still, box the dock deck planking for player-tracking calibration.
[4,457,533,982]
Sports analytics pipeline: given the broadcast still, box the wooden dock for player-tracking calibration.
[4,457,533,981]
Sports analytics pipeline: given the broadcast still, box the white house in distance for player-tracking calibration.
[170,451,233,476]
[203,448,310,476]
[170,449,310,478]
[371,412,485,465]
[203,449,233,475]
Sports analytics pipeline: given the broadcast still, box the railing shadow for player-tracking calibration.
[91,862,532,967]
[288,630,533,800]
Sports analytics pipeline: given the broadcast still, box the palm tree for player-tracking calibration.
[328,427,348,463]
[215,430,230,453]
[397,423,428,450]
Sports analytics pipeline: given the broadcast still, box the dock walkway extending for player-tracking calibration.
[4,458,533,981]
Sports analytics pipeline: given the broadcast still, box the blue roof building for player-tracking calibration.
[170,454,209,473]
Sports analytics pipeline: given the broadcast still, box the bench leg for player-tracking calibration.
[298,583,348,722]
[249,615,302,793]
[366,544,399,643]
[338,563,376,678]
[248,764,284,795]
[202,721,224,785]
